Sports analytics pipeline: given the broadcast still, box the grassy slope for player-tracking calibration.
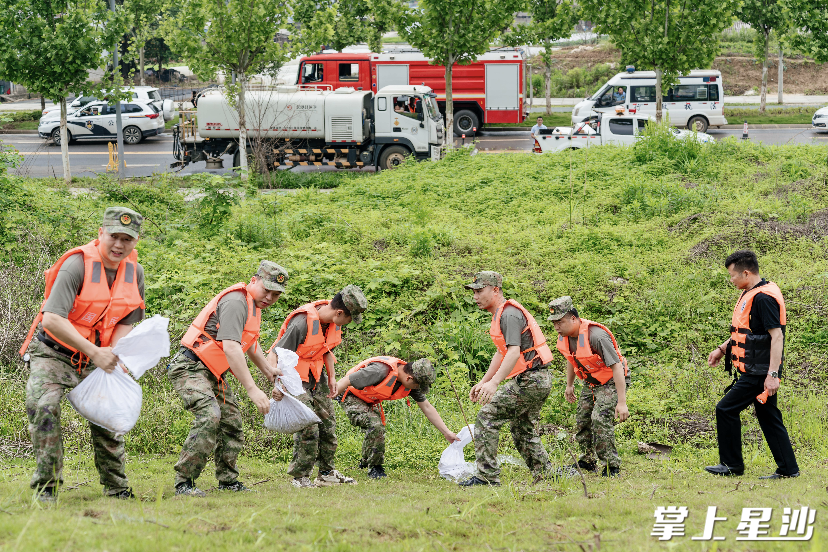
[1,136,827,549]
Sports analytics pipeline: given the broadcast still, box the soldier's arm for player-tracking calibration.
[41,312,119,372]
[223,340,270,415]
[334,375,352,396]
[416,400,459,442]
[765,327,783,396]
[323,351,337,397]
[248,342,279,382]
[470,350,505,401]
[610,362,629,421]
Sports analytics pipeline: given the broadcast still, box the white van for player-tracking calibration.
[571,69,726,132]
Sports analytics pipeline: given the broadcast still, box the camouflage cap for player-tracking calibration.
[410,358,435,394]
[102,206,143,239]
[339,284,367,324]
[464,271,503,290]
[256,260,289,292]
[548,296,574,321]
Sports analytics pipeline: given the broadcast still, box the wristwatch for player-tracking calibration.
[769,371,779,379]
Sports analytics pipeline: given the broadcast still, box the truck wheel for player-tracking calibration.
[453,110,479,136]
[233,147,255,169]
[379,145,410,170]
[687,116,708,133]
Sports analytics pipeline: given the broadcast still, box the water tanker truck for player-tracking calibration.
[171,84,445,171]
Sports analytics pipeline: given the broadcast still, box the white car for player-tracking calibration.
[39,100,165,146]
[812,106,828,131]
[42,86,174,121]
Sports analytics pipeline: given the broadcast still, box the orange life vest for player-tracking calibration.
[270,300,342,383]
[341,356,410,424]
[19,240,145,360]
[729,282,786,375]
[555,319,628,386]
[181,283,261,380]
[489,299,554,379]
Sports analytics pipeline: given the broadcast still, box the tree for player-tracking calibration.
[0,0,125,184]
[164,0,291,178]
[398,0,521,147]
[124,0,166,86]
[581,0,735,122]
[785,0,828,63]
[293,0,401,55]
[736,1,788,113]
[501,0,578,116]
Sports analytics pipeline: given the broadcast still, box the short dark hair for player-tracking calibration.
[330,293,351,316]
[537,116,543,119]
[401,362,413,375]
[725,250,759,274]
[569,308,579,319]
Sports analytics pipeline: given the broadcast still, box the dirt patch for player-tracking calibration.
[372,239,388,252]
[538,423,570,437]
[0,437,32,459]
[669,213,709,234]
[668,413,714,441]
[83,509,103,518]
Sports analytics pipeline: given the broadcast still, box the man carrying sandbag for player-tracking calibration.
[19,207,147,502]
[335,356,458,479]
[171,261,286,497]
[267,285,367,488]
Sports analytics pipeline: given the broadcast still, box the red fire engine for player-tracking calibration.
[295,48,528,135]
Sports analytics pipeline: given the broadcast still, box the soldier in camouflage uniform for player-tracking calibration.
[268,285,367,488]
[21,207,146,502]
[460,271,556,487]
[549,296,630,477]
[170,261,286,497]
[335,357,458,479]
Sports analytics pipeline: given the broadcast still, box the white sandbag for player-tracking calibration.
[263,394,321,434]
[67,367,143,437]
[112,314,171,379]
[271,347,303,396]
[438,424,476,481]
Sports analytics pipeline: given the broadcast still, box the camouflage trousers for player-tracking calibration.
[25,340,129,495]
[474,369,553,484]
[341,394,385,467]
[575,379,624,470]
[288,375,337,478]
[168,354,244,486]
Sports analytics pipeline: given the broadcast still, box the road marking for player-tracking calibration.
[100,164,161,167]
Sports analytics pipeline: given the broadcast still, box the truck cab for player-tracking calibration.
[373,85,444,166]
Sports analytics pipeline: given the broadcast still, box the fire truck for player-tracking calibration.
[292,48,528,135]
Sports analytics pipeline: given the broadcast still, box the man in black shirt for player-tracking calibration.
[705,250,799,479]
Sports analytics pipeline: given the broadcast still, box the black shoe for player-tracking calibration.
[368,465,387,479]
[358,460,368,469]
[175,480,207,497]
[458,476,500,487]
[109,488,135,499]
[601,466,620,477]
[704,464,744,476]
[37,486,57,503]
[218,481,250,492]
[759,471,800,480]
[570,460,597,472]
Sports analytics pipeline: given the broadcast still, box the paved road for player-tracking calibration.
[3,127,826,178]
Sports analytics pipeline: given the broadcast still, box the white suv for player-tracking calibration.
[39,100,165,146]
[42,86,174,121]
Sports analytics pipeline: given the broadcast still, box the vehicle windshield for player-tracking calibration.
[148,90,162,101]
[425,94,441,120]
[590,84,610,101]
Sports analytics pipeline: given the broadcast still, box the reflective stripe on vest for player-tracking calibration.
[489,299,555,379]
[180,283,261,380]
[555,319,628,386]
[342,356,409,425]
[270,300,342,383]
[729,282,786,374]
[19,240,145,358]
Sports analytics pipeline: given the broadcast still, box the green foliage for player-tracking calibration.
[292,0,401,54]
[786,0,828,63]
[0,110,43,123]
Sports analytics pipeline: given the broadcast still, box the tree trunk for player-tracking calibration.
[140,45,146,86]
[655,68,663,123]
[40,95,45,112]
[544,39,552,116]
[444,61,453,149]
[778,45,783,105]
[239,72,248,179]
[60,97,71,185]
[760,28,769,114]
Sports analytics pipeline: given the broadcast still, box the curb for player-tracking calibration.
[0,129,38,135]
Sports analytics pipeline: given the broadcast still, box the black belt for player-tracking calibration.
[179,346,201,363]
[37,331,85,362]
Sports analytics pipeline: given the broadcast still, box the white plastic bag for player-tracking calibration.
[438,424,477,481]
[271,347,303,396]
[263,395,321,434]
[112,314,171,379]
[67,367,143,437]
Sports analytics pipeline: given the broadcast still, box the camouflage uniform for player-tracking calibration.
[25,341,130,494]
[168,355,245,486]
[474,369,554,483]
[575,381,621,469]
[288,375,338,478]
[341,394,385,467]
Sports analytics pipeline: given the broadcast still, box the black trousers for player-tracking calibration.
[715,374,799,475]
